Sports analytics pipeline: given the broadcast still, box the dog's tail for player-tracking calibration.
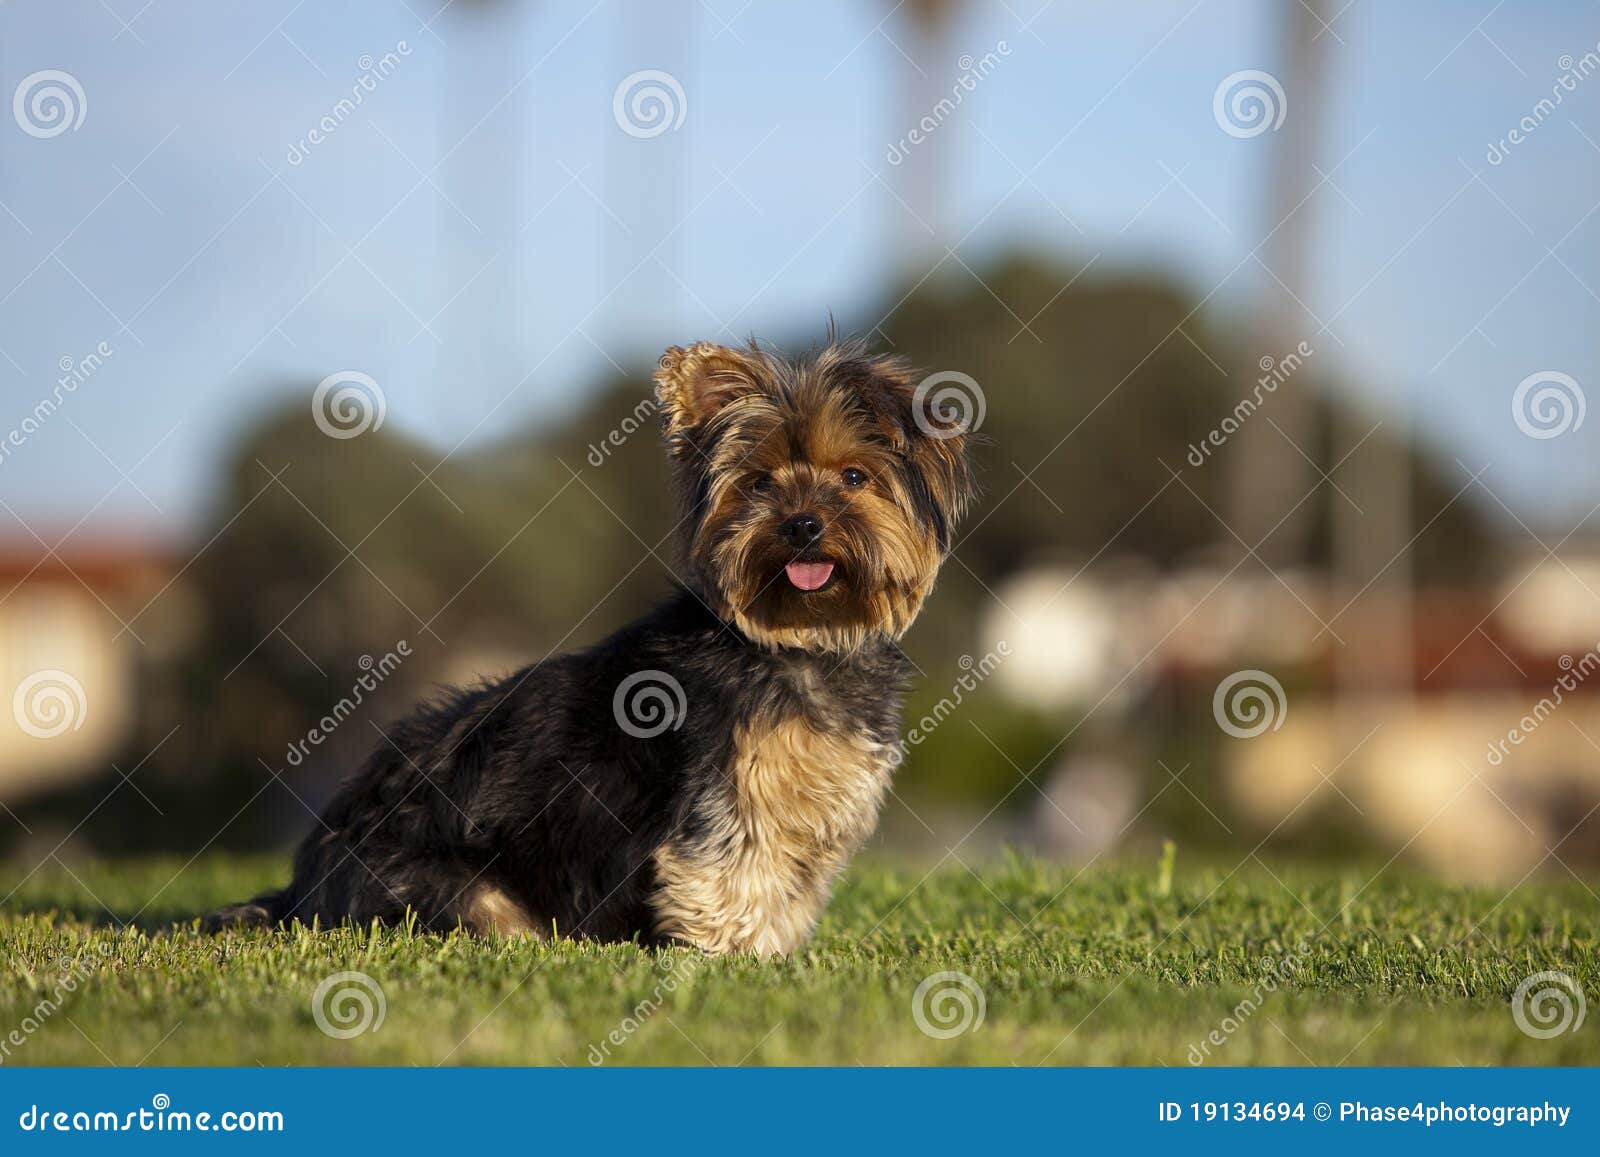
[200,888,291,934]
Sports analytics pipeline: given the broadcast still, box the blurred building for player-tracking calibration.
[0,543,185,807]
[1000,552,1600,879]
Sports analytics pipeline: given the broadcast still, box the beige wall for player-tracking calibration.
[0,585,131,803]
[1227,695,1600,880]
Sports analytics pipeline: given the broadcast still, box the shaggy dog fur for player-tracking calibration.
[205,339,975,955]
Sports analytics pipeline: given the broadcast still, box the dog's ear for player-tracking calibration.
[654,343,763,438]
[849,354,980,536]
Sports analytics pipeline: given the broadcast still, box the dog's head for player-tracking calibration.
[654,340,976,652]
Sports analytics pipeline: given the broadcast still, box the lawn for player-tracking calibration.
[1,853,1595,1066]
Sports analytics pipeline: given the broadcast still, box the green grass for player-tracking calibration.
[1,853,1596,1066]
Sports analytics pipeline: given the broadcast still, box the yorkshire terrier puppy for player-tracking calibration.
[206,339,975,955]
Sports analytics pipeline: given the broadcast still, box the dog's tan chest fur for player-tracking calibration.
[650,716,892,956]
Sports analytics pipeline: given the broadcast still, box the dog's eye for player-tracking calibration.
[841,467,868,488]
[752,474,776,493]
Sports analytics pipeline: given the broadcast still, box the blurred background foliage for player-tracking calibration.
[15,251,1492,855]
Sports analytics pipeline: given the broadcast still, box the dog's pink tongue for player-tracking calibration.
[785,561,835,591]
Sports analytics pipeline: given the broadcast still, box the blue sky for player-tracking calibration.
[1,0,1596,542]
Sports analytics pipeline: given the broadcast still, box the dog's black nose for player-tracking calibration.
[778,513,825,546]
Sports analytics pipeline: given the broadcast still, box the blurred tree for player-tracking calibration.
[874,253,1487,595]
[10,251,1495,854]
